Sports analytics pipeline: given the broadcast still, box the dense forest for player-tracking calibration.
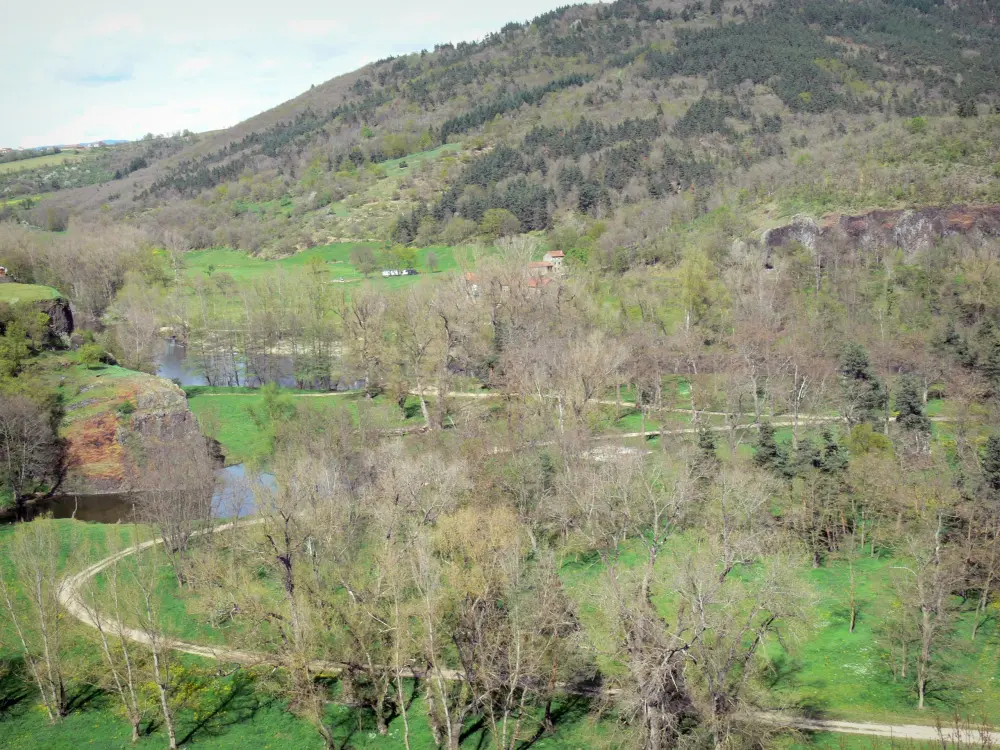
[3,0,1000,749]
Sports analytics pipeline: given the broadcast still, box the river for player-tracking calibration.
[158,339,302,389]
[17,465,276,524]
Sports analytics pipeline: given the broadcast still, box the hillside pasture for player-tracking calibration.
[184,242,477,287]
[0,282,62,304]
[0,151,86,174]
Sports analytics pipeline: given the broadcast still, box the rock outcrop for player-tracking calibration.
[61,370,207,494]
[42,298,74,336]
[764,205,1000,260]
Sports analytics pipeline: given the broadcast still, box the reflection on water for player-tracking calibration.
[157,339,299,389]
[18,465,275,524]
[157,339,208,386]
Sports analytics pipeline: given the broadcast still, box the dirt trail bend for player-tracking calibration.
[58,522,998,744]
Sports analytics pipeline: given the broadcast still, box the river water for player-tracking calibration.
[20,465,276,524]
[157,339,301,389]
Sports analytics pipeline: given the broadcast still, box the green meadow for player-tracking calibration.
[0,282,62,304]
[0,151,86,174]
[183,241,482,293]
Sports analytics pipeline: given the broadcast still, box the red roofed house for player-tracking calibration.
[543,250,565,268]
[528,260,554,276]
[525,276,554,290]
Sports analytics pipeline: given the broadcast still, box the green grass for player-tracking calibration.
[186,388,427,464]
[378,143,460,176]
[0,151,86,174]
[559,531,1000,727]
[184,242,473,287]
[0,282,62,304]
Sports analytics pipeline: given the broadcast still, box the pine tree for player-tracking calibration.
[754,421,784,472]
[896,375,931,433]
[982,340,1000,389]
[840,343,888,426]
[819,430,848,474]
[983,435,1000,496]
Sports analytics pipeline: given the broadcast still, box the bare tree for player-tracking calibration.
[0,518,70,722]
[78,529,148,742]
[127,534,179,749]
[891,514,965,709]
[130,437,217,586]
[0,394,60,512]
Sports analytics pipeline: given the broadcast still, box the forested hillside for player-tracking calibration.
[4,0,999,255]
[3,1,1000,749]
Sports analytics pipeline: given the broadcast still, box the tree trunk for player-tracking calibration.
[151,644,177,750]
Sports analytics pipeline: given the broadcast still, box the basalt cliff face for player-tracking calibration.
[61,370,210,494]
[763,205,1000,259]
[43,298,74,336]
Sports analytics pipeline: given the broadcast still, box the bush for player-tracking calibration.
[78,343,105,369]
[440,217,478,245]
[479,208,521,239]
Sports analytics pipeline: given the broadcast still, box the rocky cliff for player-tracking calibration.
[763,205,1000,259]
[42,298,74,336]
[55,363,209,494]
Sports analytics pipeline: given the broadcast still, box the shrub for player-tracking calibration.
[78,343,105,369]
[479,209,521,239]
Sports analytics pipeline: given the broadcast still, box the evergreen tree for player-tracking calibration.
[819,429,848,474]
[896,375,931,433]
[698,425,717,457]
[754,421,784,472]
[982,340,1000,389]
[786,436,820,478]
[983,435,1000,496]
[840,343,888,426]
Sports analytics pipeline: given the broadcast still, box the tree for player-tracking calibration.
[890,515,964,709]
[130,438,217,586]
[108,273,164,373]
[753,421,784,472]
[78,529,149,743]
[0,394,60,510]
[426,250,439,273]
[895,375,931,454]
[983,435,1000,499]
[840,343,888,427]
[78,343,105,368]
[128,533,180,749]
[351,247,379,277]
[0,519,71,722]
[480,208,521,239]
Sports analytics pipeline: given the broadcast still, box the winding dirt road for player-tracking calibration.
[56,517,997,745]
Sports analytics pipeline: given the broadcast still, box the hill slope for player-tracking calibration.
[7,0,995,256]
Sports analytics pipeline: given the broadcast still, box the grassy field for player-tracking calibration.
[0,151,86,174]
[185,387,428,464]
[561,532,1000,728]
[0,282,62,303]
[184,241,479,288]
[0,520,619,750]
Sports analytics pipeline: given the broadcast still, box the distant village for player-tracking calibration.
[462,249,565,294]
[0,141,109,156]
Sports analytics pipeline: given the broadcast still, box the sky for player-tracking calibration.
[1,0,575,148]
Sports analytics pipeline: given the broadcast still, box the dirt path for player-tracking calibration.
[58,521,996,744]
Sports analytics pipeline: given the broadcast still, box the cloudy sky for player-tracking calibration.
[1,0,572,148]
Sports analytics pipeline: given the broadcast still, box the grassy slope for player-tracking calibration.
[0,151,86,174]
[0,282,62,303]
